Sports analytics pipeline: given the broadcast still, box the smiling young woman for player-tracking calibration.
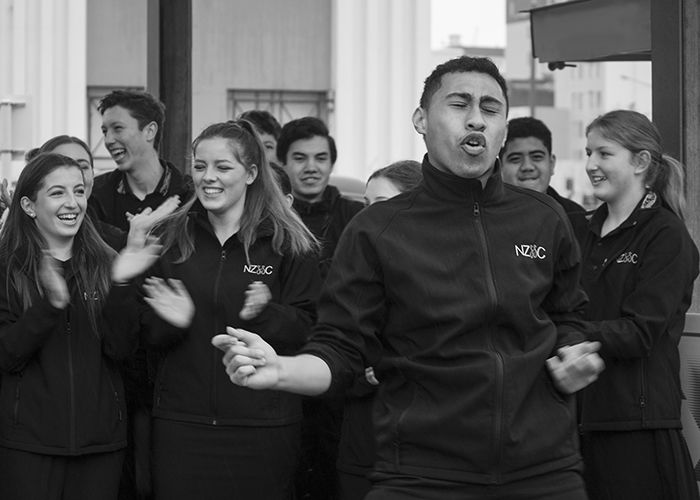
[138,120,321,500]
[578,110,700,500]
[0,153,159,500]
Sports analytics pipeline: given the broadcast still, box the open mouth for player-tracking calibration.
[202,187,224,195]
[461,133,486,155]
[57,213,80,225]
[589,175,607,185]
[109,148,126,162]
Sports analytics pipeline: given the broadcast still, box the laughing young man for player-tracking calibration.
[215,56,603,500]
[91,90,191,231]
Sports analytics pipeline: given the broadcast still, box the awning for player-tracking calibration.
[529,0,651,63]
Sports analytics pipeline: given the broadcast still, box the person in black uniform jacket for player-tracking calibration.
[577,110,700,500]
[91,90,191,500]
[139,120,320,500]
[500,116,588,245]
[215,56,604,500]
[25,135,126,250]
[277,116,363,499]
[337,160,423,500]
[0,153,159,500]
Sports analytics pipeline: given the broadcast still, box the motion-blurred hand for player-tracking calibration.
[546,341,605,394]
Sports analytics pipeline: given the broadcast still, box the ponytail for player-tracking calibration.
[655,154,686,220]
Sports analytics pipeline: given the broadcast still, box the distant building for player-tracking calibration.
[505,0,651,209]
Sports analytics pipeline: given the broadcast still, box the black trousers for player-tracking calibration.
[0,446,124,500]
[152,418,300,500]
[364,469,587,500]
[581,429,700,500]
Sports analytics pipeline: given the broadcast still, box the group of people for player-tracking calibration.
[0,54,697,500]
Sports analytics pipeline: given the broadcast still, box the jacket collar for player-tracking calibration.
[293,185,342,216]
[116,158,176,196]
[589,191,660,237]
[421,154,505,204]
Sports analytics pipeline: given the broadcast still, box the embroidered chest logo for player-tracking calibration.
[243,264,274,275]
[616,252,638,264]
[514,244,547,260]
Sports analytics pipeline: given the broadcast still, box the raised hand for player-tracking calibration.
[126,195,181,249]
[143,277,194,328]
[39,251,69,309]
[112,235,162,285]
[212,327,279,389]
[0,178,12,211]
[546,341,605,394]
[239,281,272,320]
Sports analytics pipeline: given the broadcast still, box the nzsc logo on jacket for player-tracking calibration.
[616,251,638,264]
[243,264,274,276]
[514,243,547,260]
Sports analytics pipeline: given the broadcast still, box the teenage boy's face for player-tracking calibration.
[101,105,156,173]
[500,137,555,193]
[283,135,333,203]
[412,71,507,185]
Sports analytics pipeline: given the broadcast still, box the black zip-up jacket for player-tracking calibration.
[90,159,192,231]
[293,185,363,279]
[0,259,140,455]
[578,193,699,431]
[302,158,589,484]
[143,205,320,426]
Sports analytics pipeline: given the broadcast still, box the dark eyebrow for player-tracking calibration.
[445,92,473,102]
[479,95,505,108]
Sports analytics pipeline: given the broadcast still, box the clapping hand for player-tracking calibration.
[126,195,181,249]
[239,281,272,320]
[143,277,194,328]
[39,251,69,309]
[546,341,605,394]
[112,235,162,285]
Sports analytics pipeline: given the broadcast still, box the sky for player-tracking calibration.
[431,0,506,49]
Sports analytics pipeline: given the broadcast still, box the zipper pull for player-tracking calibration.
[221,250,227,261]
[639,395,646,408]
[473,202,480,217]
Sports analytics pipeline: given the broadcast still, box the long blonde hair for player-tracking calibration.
[158,120,318,263]
[586,110,686,219]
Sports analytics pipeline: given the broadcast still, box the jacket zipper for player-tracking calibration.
[210,248,227,425]
[12,373,22,424]
[640,357,648,427]
[66,309,77,451]
[474,201,504,477]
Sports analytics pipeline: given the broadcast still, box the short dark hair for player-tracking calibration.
[239,110,282,139]
[277,117,337,166]
[367,160,423,192]
[98,90,166,150]
[420,56,508,111]
[504,117,552,154]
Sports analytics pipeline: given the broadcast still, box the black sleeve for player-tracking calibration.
[581,224,699,359]
[0,276,63,373]
[241,252,320,354]
[300,217,386,395]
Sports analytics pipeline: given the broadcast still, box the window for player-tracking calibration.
[227,89,332,125]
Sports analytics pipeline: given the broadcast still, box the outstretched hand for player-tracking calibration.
[212,327,279,389]
[39,251,69,309]
[143,277,194,328]
[546,341,605,394]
